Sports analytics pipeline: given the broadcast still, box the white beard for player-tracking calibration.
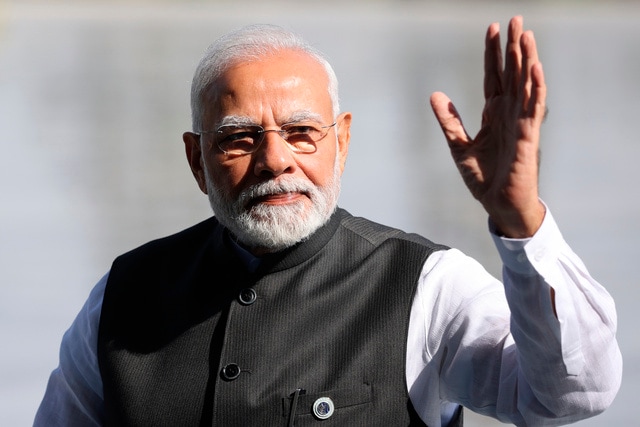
[204,160,341,253]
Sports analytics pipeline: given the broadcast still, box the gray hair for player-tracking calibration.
[190,24,340,132]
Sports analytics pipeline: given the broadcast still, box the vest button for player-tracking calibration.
[220,363,241,381]
[238,288,257,305]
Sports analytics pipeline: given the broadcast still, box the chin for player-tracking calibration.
[229,201,330,252]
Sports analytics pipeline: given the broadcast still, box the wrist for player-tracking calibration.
[489,200,546,238]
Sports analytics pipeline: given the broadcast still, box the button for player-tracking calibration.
[312,397,334,420]
[220,363,241,381]
[238,288,257,305]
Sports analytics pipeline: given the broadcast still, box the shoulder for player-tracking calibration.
[105,216,223,296]
[336,209,449,252]
[113,216,220,267]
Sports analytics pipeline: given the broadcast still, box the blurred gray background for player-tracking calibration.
[1,1,638,425]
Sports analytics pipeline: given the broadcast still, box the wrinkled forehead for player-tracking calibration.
[200,50,333,127]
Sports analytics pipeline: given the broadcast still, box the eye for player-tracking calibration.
[216,126,263,154]
[283,124,317,135]
[218,126,260,142]
[279,123,321,153]
[281,124,321,142]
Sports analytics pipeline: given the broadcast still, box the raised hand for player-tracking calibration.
[430,16,547,238]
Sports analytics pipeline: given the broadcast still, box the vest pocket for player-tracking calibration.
[281,383,373,423]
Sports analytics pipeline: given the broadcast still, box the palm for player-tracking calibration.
[431,16,547,238]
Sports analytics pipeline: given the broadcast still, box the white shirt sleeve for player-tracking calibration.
[406,207,622,427]
[33,273,107,427]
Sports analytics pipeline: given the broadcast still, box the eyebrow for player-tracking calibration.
[216,110,325,128]
[217,115,257,127]
[283,110,324,124]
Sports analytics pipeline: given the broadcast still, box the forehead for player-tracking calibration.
[202,50,333,125]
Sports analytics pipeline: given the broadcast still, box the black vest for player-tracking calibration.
[98,209,458,426]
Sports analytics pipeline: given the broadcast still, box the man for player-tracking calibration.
[35,16,621,426]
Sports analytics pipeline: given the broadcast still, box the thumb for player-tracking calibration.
[430,92,470,146]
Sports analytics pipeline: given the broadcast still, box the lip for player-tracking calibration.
[247,191,307,208]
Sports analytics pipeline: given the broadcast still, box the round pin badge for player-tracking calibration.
[312,397,335,420]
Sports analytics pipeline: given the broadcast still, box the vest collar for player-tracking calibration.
[217,208,349,275]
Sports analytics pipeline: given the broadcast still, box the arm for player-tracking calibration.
[406,209,622,426]
[418,16,621,425]
[34,274,107,427]
[490,207,621,423]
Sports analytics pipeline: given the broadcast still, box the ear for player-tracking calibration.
[183,132,208,194]
[336,112,352,174]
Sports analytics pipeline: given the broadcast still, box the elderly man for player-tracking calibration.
[35,16,621,427]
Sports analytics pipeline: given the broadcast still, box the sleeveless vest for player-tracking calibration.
[98,208,459,426]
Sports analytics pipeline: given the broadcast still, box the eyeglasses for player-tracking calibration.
[196,122,337,156]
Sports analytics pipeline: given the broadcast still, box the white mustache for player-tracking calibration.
[238,177,315,207]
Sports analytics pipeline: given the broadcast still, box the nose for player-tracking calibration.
[252,131,297,178]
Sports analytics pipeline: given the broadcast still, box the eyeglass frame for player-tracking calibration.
[194,121,337,156]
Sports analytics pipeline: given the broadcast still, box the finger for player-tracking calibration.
[484,22,503,99]
[520,30,542,114]
[430,91,471,145]
[504,16,524,96]
[529,62,547,123]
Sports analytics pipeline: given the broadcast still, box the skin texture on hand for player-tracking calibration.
[431,16,547,238]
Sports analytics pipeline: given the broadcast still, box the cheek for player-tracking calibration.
[206,157,253,196]
[302,150,339,187]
